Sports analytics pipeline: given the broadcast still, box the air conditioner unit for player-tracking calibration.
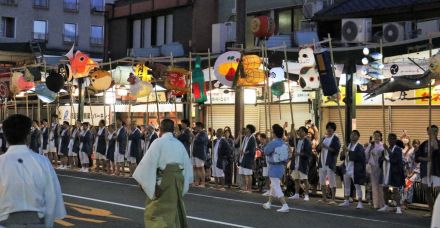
[417,20,440,38]
[341,18,372,43]
[383,22,413,43]
[303,1,324,19]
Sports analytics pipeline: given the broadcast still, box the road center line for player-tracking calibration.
[62,193,254,228]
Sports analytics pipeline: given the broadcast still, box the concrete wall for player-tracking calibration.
[0,0,105,55]
[191,0,218,52]
[107,17,129,59]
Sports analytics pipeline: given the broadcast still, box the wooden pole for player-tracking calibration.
[14,96,17,114]
[328,34,346,145]
[154,82,160,125]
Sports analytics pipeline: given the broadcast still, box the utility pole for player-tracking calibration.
[235,0,245,137]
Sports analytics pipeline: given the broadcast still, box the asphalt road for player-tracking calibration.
[55,170,431,228]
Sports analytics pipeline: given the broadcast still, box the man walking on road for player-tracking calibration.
[0,114,66,227]
[133,119,193,228]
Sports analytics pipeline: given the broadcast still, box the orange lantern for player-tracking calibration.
[90,70,112,91]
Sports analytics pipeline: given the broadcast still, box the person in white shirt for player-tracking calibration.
[338,130,367,209]
[133,119,193,228]
[0,114,66,227]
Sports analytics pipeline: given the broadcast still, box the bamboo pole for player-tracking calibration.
[284,43,296,148]
[380,40,387,138]
[427,34,434,186]
[13,96,17,114]
[188,52,193,127]
[328,34,346,145]
[25,94,29,116]
[263,41,272,137]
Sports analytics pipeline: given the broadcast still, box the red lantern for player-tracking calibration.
[165,67,190,96]
[250,16,275,38]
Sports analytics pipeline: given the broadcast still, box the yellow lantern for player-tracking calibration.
[135,64,153,82]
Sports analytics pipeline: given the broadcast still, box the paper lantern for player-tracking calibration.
[192,56,207,103]
[45,71,64,93]
[271,81,285,97]
[35,83,56,103]
[90,70,112,91]
[127,73,153,98]
[11,72,35,94]
[269,67,285,85]
[250,16,275,38]
[134,64,153,82]
[24,67,41,82]
[214,51,241,88]
[238,69,266,86]
[242,55,261,69]
[298,46,320,90]
[165,67,190,96]
[111,66,133,86]
[65,45,98,78]
[58,64,73,82]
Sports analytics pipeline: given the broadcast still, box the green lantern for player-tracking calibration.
[271,81,285,97]
[192,56,207,103]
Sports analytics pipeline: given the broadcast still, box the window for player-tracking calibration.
[33,0,48,8]
[0,0,17,6]
[33,20,47,40]
[63,23,77,44]
[90,25,103,46]
[64,0,78,12]
[90,0,104,12]
[132,14,173,48]
[277,9,293,35]
[0,17,15,38]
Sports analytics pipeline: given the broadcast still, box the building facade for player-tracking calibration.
[105,0,217,60]
[0,0,107,58]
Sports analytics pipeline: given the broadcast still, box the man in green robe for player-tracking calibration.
[133,119,193,228]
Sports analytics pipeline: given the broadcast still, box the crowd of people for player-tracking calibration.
[0,114,438,217]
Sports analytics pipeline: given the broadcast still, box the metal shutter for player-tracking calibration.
[390,106,440,141]
[258,103,311,134]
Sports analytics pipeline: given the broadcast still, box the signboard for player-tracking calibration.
[415,86,440,105]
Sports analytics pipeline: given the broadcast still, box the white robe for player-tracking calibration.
[133,132,193,200]
[0,145,66,227]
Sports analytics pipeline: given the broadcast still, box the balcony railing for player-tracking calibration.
[33,0,49,9]
[32,32,48,41]
[90,37,103,46]
[63,34,78,44]
[63,0,79,12]
[0,0,17,6]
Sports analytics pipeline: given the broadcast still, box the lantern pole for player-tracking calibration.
[77,78,85,122]
[427,33,434,186]
[263,41,272,138]
[25,93,29,116]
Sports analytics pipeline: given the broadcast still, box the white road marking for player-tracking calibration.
[58,174,139,187]
[187,193,400,225]
[63,193,254,228]
[58,174,414,226]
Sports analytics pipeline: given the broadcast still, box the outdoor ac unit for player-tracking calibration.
[417,19,440,38]
[383,22,413,43]
[303,1,323,19]
[341,18,372,43]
